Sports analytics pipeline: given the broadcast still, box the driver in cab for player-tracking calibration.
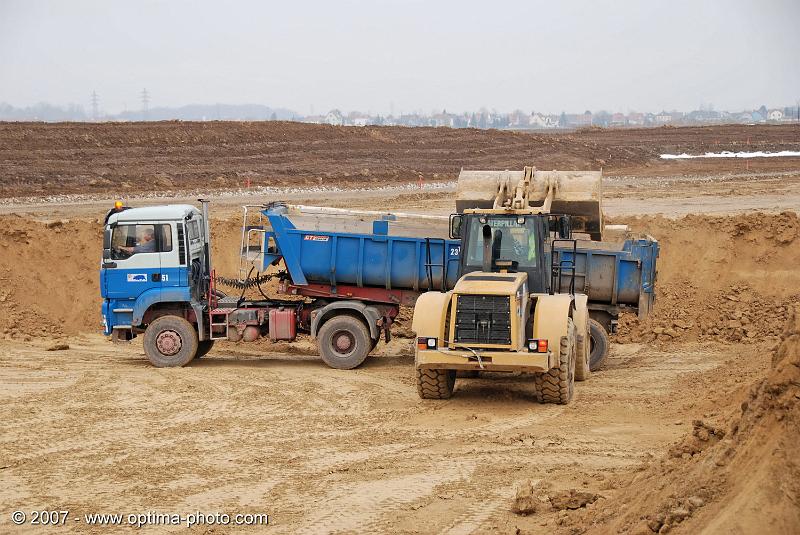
[506,228,536,265]
[118,227,156,255]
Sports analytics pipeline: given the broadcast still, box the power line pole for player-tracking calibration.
[140,88,150,120]
[90,90,99,121]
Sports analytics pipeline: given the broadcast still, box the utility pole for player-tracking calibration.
[140,88,150,120]
[90,90,99,121]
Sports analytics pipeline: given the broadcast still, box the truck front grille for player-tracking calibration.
[454,294,511,345]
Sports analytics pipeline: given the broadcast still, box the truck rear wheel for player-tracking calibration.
[416,368,456,399]
[143,315,199,368]
[318,315,371,369]
[575,322,591,382]
[195,340,215,359]
[534,318,576,404]
[588,318,610,371]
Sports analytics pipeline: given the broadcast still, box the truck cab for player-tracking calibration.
[101,204,208,347]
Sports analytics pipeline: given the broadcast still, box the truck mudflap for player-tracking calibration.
[415,348,554,373]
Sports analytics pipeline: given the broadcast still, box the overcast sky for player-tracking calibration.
[1,0,798,115]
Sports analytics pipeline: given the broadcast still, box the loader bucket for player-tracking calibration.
[455,169,604,240]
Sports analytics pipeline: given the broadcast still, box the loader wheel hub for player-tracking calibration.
[156,330,182,356]
[332,331,355,353]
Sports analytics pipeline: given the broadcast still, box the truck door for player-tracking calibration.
[156,221,186,290]
[103,222,168,299]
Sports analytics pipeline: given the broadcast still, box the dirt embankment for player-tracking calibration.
[572,307,800,535]
[1,122,798,198]
[615,211,800,346]
[2,211,799,346]
[0,215,245,339]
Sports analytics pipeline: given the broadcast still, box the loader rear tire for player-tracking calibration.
[416,368,456,399]
[588,318,610,371]
[195,340,215,359]
[318,315,371,369]
[143,315,199,368]
[534,318,576,404]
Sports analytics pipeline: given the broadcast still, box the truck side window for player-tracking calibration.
[187,220,200,242]
[111,224,171,259]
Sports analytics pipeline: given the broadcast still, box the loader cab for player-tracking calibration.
[453,213,551,293]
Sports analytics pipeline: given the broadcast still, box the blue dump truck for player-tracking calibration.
[100,199,658,372]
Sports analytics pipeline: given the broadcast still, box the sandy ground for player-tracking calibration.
[0,335,769,534]
[0,123,798,534]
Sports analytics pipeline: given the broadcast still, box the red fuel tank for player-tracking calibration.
[269,308,297,341]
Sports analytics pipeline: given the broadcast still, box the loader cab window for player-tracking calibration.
[465,216,539,269]
[110,224,172,259]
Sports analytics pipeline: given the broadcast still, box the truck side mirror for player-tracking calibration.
[102,229,112,259]
[449,214,463,239]
[558,216,571,239]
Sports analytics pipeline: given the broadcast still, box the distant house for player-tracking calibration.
[654,112,673,124]
[566,111,593,127]
[530,113,557,128]
[325,110,344,126]
[610,113,626,126]
[767,109,784,122]
[627,112,645,126]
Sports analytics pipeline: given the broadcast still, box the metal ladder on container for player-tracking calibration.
[550,239,577,295]
[424,238,449,292]
[239,205,268,281]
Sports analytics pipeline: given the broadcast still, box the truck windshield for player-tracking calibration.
[465,216,538,268]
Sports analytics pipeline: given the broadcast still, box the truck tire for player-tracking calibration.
[195,340,215,359]
[143,315,199,368]
[575,327,591,382]
[416,368,456,399]
[588,318,610,371]
[318,315,371,369]
[534,318,576,404]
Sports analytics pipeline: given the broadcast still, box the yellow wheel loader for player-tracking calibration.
[412,166,602,403]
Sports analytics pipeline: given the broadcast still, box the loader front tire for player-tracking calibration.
[143,315,199,368]
[416,368,456,399]
[534,318,576,404]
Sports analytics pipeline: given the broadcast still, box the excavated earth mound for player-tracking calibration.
[573,306,800,534]
[614,211,800,347]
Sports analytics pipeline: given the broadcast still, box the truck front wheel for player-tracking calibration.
[143,315,199,367]
[318,315,371,369]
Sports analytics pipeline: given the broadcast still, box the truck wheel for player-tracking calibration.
[534,318,576,404]
[318,315,371,369]
[195,340,215,359]
[588,318,610,371]
[416,368,456,399]
[143,315,199,367]
[575,324,591,382]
